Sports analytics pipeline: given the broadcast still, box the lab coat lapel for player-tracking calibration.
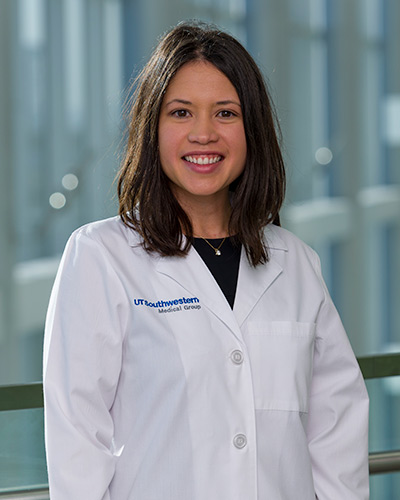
[233,226,287,327]
[156,246,245,344]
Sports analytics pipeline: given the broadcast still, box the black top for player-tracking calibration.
[192,237,241,309]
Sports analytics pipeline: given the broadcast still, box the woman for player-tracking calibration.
[43,22,369,499]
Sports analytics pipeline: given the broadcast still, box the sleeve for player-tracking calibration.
[43,230,129,500]
[306,251,370,500]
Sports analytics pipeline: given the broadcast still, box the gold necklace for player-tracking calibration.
[201,237,227,256]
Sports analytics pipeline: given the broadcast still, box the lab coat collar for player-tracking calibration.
[154,224,287,342]
[124,220,288,252]
[156,244,246,343]
[233,225,286,327]
[264,224,288,252]
[123,219,288,252]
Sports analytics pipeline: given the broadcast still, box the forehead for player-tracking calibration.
[163,61,239,101]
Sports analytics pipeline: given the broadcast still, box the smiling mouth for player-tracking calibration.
[183,155,222,165]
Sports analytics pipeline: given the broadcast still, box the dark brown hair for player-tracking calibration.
[117,21,286,266]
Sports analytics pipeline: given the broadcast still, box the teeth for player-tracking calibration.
[184,155,222,165]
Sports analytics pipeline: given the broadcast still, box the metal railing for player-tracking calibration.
[0,383,43,412]
[0,352,399,499]
[357,352,400,380]
[0,488,49,499]
[358,352,400,475]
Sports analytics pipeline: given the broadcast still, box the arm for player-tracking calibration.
[43,230,128,499]
[307,252,369,499]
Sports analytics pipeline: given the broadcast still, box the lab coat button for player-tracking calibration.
[231,350,244,365]
[233,434,247,449]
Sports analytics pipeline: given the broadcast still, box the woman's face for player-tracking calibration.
[158,61,247,208]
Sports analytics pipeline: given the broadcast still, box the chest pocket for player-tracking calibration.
[245,321,316,413]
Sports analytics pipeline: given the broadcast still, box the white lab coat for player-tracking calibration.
[43,216,369,500]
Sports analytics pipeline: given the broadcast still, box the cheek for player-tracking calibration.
[234,130,247,168]
[158,124,179,167]
[239,137,247,160]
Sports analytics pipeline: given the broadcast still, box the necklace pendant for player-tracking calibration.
[201,236,226,256]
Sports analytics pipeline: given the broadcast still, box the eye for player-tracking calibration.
[172,109,190,118]
[217,110,237,118]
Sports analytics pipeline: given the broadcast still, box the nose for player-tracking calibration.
[188,116,218,144]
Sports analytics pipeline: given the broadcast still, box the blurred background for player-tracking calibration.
[0,0,399,497]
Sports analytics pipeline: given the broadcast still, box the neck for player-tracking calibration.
[175,192,232,239]
[193,215,230,239]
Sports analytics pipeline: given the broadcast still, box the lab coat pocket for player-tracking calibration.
[246,321,316,412]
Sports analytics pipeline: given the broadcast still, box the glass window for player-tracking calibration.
[0,409,47,493]
[1,0,399,495]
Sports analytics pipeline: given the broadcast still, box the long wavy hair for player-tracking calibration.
[117,21,286,266]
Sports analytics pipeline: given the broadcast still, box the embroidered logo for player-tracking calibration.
[133,296,201,313]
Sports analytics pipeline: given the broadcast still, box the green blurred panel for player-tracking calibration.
[0,384,43,412]
[358,354,400,380]
[0,354,399,413]
[0,409,48,493]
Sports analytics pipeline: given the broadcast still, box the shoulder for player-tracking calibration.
[57,216,148,282]
[69,215,142,250]
[59,216,145,270]
[263,224,323,283]
[265,224,318,261]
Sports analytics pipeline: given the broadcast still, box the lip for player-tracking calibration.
[182,153,224,174]
[183,151,223,156]
[181,151,224,173]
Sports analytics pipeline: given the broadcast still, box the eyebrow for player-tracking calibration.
[164,98,241,107]
[216,100,241,107]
